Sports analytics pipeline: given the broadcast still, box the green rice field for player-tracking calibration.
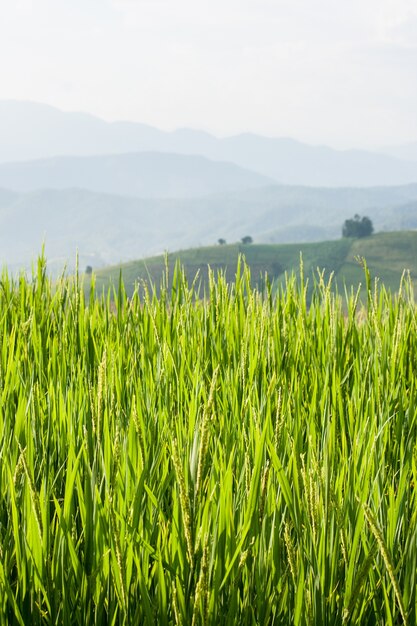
[0,257,416,624]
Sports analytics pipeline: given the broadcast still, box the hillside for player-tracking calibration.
[2,183,417,275]
[2,101,417,187]
[91,231,417,299]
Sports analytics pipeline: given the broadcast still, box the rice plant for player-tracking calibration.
[0,255,416,625]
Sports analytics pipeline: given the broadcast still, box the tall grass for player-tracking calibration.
[0,256,416,624]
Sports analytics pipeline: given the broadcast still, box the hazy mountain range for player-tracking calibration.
[1,100,417,273]
[2,100,417,188]
[2,184,417,275]
[379,143,417,163]
[0,153,272,198]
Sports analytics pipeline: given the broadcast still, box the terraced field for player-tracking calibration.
[91,230,417,300]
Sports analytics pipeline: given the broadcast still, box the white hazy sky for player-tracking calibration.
[1,0,417,148]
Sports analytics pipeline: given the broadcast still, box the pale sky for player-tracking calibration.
[1,0,417,148]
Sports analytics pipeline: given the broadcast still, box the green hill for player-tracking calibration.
[90,231,417,300]
[2,182,417,275]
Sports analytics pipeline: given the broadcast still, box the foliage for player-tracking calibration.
[342,214,374,238]
[92,231,417,301]
[217,238,226,245]
[0,256,417,624]
[241,235,253,244]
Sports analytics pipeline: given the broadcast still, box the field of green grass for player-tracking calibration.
[1,256,417,624]
[91,230,417,300]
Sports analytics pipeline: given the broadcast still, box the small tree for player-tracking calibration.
[218,238,226,245]
[342,215,373,238]
[241,235,253,245]
[85,265,93,275]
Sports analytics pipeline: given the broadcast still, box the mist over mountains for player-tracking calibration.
[2,184,417,275]
[2,101,417,188]
[0,152,273,198]
[380,142,417,163]
[1,100,417,273]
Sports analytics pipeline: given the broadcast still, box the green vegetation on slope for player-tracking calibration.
[3,183,417,275]
[1,258,417,624]
[92,230,417,299]
[338,230,417,293]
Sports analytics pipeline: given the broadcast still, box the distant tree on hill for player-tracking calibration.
[241,235,253,244]
[342,215,374,238]
[218,238,226,245]
[85,265,93,275]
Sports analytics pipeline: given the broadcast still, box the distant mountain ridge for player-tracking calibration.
[0,152,273,198]
[2,100,417,187]
[2,100,417,275]
[2,183,417,274]
[381,142,417,162]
